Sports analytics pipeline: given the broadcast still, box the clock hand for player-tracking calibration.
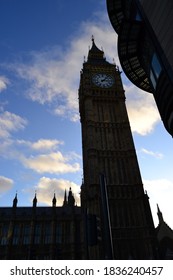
[101,77,108,82]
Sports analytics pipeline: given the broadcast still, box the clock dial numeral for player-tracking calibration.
[92,73,114,88]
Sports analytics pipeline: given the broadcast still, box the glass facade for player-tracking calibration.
[150,53,162,89]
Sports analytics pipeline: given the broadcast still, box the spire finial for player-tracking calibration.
[91,35,94,43]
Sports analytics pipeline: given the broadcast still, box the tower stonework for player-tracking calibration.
[79,39,157,259]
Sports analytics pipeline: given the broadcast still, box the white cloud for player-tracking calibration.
[0,176,14,196]
[9,10,160,134]
[0,136,81,177]
[125,84,160,135]
[0,138,23,162]
[12,12,118,122]
[140,148,163,159]
[0,76,9,92]
[22,151,81,174]
[0,111,27,138]
[144,179,173,228]
[29,177,80,206]
[17,138,64,151]
[31,139,64,150]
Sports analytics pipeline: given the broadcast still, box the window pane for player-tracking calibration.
[44,223,52,244]
[150,69,156,89]
[56,224,62,244]
[22,224,31,245]
[12,224,20,245]
[152,53,162,79]
[0,223,9,245]
[34,223,41,244]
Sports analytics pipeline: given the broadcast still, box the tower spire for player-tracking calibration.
[13,192,18,208]
[87,36,106,64]
[33,192,37,207]
[63,189,68,206]
[52,193,56,207]
[68,187,75,207]
[157,204,164,224]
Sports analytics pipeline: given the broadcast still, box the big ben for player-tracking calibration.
[79,38,158,259]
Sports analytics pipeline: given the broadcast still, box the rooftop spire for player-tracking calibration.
[33,192,37,207]
[13,192,18,208]
[87,36,106,64]
[68,187,75,207]
[63,189,68,206]
[157,204,164,224]
[52,193,56,207]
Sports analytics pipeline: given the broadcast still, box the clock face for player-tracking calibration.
[92,73,114,88]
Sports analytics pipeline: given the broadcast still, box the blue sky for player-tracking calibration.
[0,0,173,229]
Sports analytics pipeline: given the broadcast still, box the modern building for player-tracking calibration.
[107,0,173,137]
[0,39,173,259]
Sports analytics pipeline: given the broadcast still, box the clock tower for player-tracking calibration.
[79,38,158,259]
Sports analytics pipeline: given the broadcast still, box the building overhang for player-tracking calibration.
[118,20,153,92]
[107,0,131,34]
[107,0,153,93]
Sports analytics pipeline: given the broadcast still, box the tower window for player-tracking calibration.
[56,223,62,244]
[44,222,52,244]
[12,224,20,245]
[0,223,9,245]
[22,223,31,245]
[34,223,41,244]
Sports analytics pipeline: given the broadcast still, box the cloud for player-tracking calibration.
[0,111,27,138]
[140,148,163,159]
[0,135,81,176]
[125,84,160,135]
[0,176,14,196]
[17,138,64,151]
[0,76,9,92]
[11,12,118,122]
[27,176,80,206]
[144,179,173,228]
[22,151,81,174]
[7,10,160,134]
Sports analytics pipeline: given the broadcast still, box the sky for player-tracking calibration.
[0,0,173,229]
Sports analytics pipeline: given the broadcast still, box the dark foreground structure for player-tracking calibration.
[107,0,173,136]
[0,39,173,259]
[0,190,84,260]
